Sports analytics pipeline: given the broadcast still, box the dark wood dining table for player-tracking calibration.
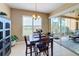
[28,35,59,56]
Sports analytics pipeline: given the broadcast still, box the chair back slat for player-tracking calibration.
[41,36,49,45]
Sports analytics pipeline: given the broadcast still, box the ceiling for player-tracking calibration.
[62,8,79,19]
[6,3,64,13]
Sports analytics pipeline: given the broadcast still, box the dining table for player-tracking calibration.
[28,35,59,56]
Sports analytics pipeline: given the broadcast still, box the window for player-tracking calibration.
[33,18,42,32]
[51,17,60,34]
[23,16,42,36]
[51,17,76,36]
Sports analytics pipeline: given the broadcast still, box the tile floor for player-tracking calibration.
[10,41,76,56]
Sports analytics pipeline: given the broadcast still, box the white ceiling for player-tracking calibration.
[7,3,64,13]
[62,8,79,18]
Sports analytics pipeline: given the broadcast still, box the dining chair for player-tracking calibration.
[36,36,49,56]
[24,36,34,56]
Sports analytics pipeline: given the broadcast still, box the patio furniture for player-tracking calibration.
[69,36,79,43]
[69,31,79,43]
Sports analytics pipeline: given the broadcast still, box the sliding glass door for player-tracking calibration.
[51,17,76,36]
[51,17,78,55]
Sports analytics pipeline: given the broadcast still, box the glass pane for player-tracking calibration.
[0,41,3,49]
[33,19,42,32]
[34,19,41,26]
[23,16,32,26]
[23,26,32,36]
[5,23,10,29]
[5,30,10,37]
[0,22,3,29]
[51,17,60,34]
[23,16,32,35]
[0,32,3,40]
[5,37,10,44]
[5,45,10,54]
[60,19,66,34]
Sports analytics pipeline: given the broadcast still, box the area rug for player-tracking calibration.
[54,37,79,55]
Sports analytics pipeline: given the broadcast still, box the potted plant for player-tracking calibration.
[11,35,18,46]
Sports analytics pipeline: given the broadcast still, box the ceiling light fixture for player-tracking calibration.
[32,3,41,20]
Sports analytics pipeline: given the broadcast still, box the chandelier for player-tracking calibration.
[32,3,40,20]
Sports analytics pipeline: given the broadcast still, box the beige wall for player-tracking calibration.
[0,3,11,18]
[11,8,49,41]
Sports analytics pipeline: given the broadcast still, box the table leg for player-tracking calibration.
[51,39,53,56]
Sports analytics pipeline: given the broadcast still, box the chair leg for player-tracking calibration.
[42,52,45,56]
[30,46,32,56]
[46,50,49,56]
[43,50,49,56]
[43,51,47,56]
[39,52,41,56]
[25,47,27,56]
